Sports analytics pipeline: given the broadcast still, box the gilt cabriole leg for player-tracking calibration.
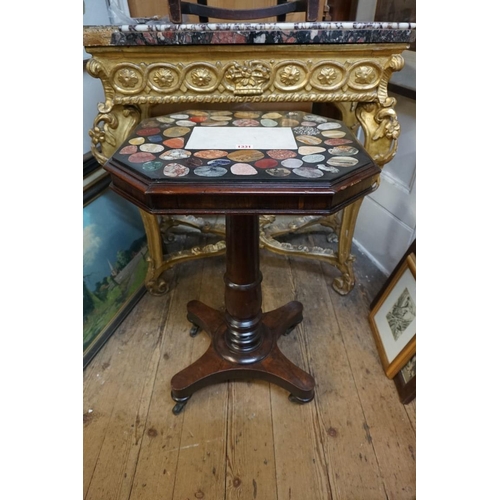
[140,210,169,296]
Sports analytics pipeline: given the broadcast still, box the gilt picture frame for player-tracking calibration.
[369,253,416,379]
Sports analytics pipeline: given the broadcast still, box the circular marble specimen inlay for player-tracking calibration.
[293,167,324,178]
[298,146,326,155]
[163,163,190,177]
[295,135,323,145]
[227,150,265,162]
[140,144,164,153]
[233,119,260,127]
[302,154,325,163]
[327,156,359,167]
[231,163,258,175]
[194,166,228,177]
[159,149,191,160]
[163,138,185,149]
[129,137,145,145]
[321,130,346,139]
[119,145,137,155]
[328,146,359,156]
[324,138,353,146]
[163,126,191,137]
[137,127,161,137]
[317,122,342,130]
[142,161,164,171]
[128,152,156,163]
[266,149,297,160]
[255,159,279,169]
[281,158,303,169]
[194,150,229,159]
[266,167,291,177]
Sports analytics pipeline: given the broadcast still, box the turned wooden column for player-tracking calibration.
[223,215,264,362]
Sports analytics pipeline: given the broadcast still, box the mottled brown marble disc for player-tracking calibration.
[162,126,191,137]
[281,119,299,127]
[194,150,229,159]
[295,135,323,145]
[262,112,283,119]
[227,150,265,162]
[327,156,359,167]
[234,111,260,118]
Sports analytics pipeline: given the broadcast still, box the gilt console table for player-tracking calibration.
[83,21,416,296]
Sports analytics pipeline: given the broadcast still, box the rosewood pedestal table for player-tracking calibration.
[104,109,380,413]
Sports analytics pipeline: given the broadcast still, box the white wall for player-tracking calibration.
[354,91,416,275]
[83,0,112,155]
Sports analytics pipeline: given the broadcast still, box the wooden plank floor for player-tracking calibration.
[84,225,416,500]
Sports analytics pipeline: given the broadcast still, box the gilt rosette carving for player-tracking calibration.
[310,62,347,91]
[111,64,146,94]
[273,62,309,91]
[147,64,181,93]
[184,63,219,92]
[347,61,381,91]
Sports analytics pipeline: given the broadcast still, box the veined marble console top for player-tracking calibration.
[84,21,416,46]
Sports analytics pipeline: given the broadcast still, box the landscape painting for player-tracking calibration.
[83,187,148,367]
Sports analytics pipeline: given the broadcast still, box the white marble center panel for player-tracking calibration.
[186,127,297,150]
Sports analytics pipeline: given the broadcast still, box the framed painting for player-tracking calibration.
[83,161,148,368]
[368,253,416,379]
[394,354,416,404]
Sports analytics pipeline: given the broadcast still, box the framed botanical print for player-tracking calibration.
[369,253,416,379]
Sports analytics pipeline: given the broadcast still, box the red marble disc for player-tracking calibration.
[254,159,279,169]
[163,138,185,149]
[136,127,161,136]
[324,138,353,146]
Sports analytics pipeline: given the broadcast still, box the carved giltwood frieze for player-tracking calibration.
[86,46,405,108]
